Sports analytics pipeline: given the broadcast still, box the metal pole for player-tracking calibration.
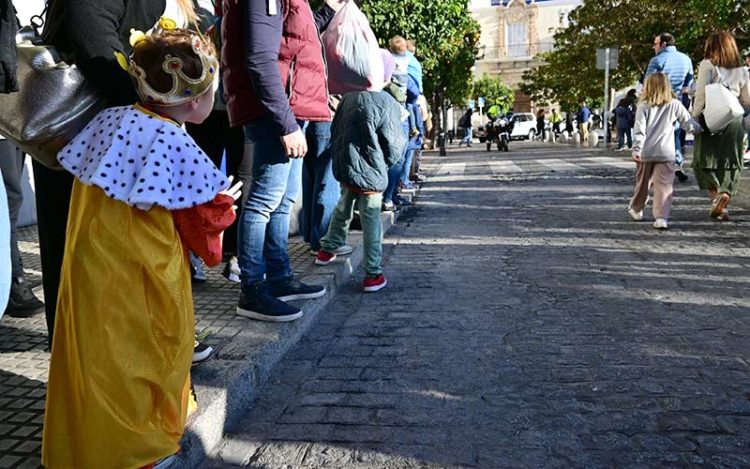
[603,48,610,148]
[440,94,447,156]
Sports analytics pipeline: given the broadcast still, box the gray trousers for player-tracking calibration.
[0,141,25,279]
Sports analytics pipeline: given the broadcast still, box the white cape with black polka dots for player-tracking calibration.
[58,105,229,211]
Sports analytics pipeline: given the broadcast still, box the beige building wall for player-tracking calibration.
[471,0,581,113]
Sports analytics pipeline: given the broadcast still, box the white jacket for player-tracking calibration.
[632,99,693,162]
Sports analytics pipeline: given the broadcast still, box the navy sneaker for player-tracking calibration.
[268,277,326,302]
[236,283,303,322]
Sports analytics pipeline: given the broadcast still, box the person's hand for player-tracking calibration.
[281,129,308,158]
[631,153,642,162]
[324,0,349,11]
[220,176,243,212]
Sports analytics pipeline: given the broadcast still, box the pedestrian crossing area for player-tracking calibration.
[431,154,635,179]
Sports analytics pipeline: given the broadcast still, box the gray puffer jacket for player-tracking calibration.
[331,90,406,192]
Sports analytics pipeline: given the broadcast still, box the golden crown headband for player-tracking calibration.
[115,18,220,106]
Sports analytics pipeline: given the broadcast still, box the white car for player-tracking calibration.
[509,113,538,140]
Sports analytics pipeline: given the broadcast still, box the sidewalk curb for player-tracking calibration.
[173,195,415,468]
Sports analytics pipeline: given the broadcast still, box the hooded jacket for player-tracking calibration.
[331,89,405,192]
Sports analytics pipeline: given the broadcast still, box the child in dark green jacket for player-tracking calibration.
[314,51,406,292]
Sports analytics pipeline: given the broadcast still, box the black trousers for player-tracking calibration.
[186,110,248,257]
[0,141,26,279]
[31,160,73,348]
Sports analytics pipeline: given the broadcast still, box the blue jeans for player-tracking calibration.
[674,122,684,168]
[239,118,306,286]
[460,127,473,144]
[383,146,408,204]
[399,148,415,185]
[617,127,632,149]
[301,121,338,251]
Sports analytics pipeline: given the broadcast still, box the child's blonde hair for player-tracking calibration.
[175,0,199,26]
[639,73,675,106]
[389,36,407,54]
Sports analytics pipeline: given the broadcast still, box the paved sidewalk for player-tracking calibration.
[207,142,750,468]
[0,193,410,468]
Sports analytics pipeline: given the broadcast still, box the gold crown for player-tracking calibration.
[115,18,219,106]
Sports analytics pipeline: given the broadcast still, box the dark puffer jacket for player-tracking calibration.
[331,90,405,192]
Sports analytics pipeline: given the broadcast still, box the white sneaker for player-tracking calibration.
[190,253,207,282]
[192,340,213,365]
[653,218,668,229]
[628,208,643,221]
[222,256,241,283]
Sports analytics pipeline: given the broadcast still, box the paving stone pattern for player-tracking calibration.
[0,228,329,469]
[209,143,750,468]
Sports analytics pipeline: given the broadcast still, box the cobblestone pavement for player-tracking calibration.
[209,143,750,468]
[0,226,322,469]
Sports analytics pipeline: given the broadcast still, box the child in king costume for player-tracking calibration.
[42,23,239,468]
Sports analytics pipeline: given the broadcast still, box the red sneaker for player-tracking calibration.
[314,250,337,266]
[363,274,387,292]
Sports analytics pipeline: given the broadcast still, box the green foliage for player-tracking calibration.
[359,0,480,108]
[471,74,514,112]
[520,0,750,111]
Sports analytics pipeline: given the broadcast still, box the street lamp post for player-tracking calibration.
[440,88,448,156]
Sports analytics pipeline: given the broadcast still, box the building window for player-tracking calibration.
[558,9,571,27]
[507,22,528,57]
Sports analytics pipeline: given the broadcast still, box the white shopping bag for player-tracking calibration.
[322,2,384,94]
[704,68,744,133]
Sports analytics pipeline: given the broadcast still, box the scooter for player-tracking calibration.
[485,118,512,152]
[495,118,512,152]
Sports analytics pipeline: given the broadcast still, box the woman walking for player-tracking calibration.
[691,31,750,220]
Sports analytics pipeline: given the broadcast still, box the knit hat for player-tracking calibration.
[381,49,396,83]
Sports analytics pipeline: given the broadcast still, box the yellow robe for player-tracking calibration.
[42,181,193,468]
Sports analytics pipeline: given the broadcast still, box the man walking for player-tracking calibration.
[222,0,344,322]
[577,101,591,143]
[458,109,473,147]
[644,33,693,182]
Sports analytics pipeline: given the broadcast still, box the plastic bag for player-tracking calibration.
[322,2,384,94]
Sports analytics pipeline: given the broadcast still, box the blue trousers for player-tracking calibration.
[238,118,306,287]
[383,146,409,204]
[301,121,338,251]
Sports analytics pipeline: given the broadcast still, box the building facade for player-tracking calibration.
[471,0,582,112]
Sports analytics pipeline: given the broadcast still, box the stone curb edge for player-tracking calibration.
[172,192,418,468]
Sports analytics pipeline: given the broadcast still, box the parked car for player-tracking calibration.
[509,113,537,140]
